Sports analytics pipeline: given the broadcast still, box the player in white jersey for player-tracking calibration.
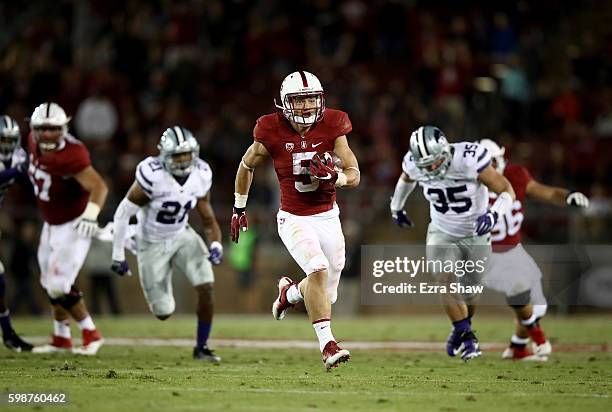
[0,115,33,352]
[390,125,516,361]
[111,126,223,362]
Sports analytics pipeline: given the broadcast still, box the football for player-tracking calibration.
[321,151,343,172]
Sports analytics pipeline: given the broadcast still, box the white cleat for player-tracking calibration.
[502,347,547,361]
[72,339,104,356]
[72,329,104,356]
[532,340,552,357]
[32,336,73,354]
[322,341,350,371]
[32,345,72,354]
[272,276,295,320]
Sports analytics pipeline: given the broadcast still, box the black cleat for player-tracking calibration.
[3,330,34,353]
[193,345,221,362]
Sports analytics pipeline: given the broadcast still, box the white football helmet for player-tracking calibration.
[0,115,20,159]
[275,71,325,126]
[158,126,200,177]
[478,138,506,173]
[409,126,452,179]
[30,102,71,151]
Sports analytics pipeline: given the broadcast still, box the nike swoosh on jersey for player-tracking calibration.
[312,142,323,148]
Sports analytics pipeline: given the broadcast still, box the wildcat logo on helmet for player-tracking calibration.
[285,143,294,152]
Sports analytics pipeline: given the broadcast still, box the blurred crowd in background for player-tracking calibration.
[1,0,611,313]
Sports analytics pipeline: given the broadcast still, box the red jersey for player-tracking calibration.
[490,163,532,247]
[254,109,352,215]
[27,133,91,224]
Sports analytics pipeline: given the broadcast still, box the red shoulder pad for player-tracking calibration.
[505,163,532,186]
[253,113,280,144]
[322,109,352,137]
[58,140,91,175]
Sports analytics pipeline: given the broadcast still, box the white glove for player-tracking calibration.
[566,192,589,208]
[75,202,100,238]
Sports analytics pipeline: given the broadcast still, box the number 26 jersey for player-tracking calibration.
[402,142,492,237]
[135,156,212,242]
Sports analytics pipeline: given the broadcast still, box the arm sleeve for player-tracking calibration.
[112,198,141,261]
[490,192,513,217]
[390,178,416,211]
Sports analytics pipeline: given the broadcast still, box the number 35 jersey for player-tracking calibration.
[135,156,212,242]
[402,142,492,237]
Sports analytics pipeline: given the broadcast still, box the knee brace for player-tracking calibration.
[48,286,83,310]
[533,304,548,320]
[506,290,531,308]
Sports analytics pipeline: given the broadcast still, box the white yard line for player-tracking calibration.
[25,336,611,352]
[155,386,610,399]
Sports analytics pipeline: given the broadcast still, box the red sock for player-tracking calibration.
[527,324,546,345]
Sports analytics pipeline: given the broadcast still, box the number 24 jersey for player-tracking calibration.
[135,156,212,242]
[402,142,492,237]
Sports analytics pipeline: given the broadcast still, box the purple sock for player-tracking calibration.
[0,274,11,335]
[0,273,5,299]
[197,321,211,348]
[452,318,471,333]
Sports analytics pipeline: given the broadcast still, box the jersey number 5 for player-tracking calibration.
[292,151,319,192]
[426,185,472,214]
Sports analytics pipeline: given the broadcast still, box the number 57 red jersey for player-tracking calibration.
[27,133,91,224]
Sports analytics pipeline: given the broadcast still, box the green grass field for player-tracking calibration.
[1,314,611,412]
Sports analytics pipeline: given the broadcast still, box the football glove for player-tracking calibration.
[475,211,498,236]
[309,153,338,183]
[75,202,100,238]
[391,210,414,228]
[230,207,248,243]
[566,192,589,208]
[208,241,223,265]
[111,260,132,276]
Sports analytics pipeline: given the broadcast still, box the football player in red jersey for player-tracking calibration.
[26,102,108,356]
[231,71,360,370]
[479,139,589,361]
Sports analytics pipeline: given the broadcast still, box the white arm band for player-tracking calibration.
[112,198,140,261]
[240,158,254,171]
[490,191,513,216]
[234,193,248,209]
[335,172,348,187]
[390,178,416,211]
